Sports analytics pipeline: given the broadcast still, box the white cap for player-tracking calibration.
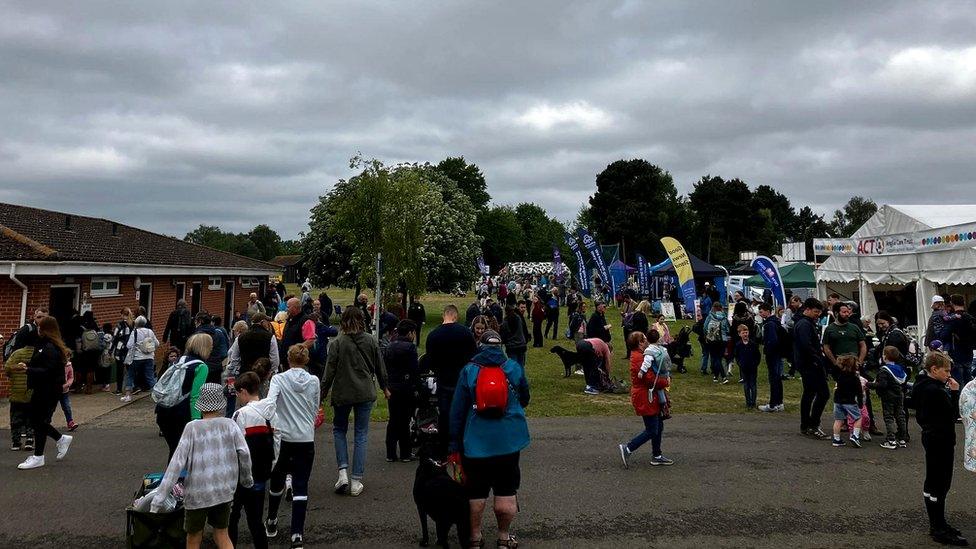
[704,282,711,286]
[932,295,945,305]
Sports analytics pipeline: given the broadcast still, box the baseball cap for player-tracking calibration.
[195,383,225,413]
[480,330,502,345]
[932,295,945,305]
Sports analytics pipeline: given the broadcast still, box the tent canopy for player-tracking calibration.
[609,259,637,273]
[745,262,816,289]
[653,252,726,278]
[501,262,572,277]
[817,205,976,286]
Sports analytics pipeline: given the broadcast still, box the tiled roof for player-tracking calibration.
[0,203,278,271]
[270,255,303,267]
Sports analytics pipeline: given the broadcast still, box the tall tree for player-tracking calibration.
[435,156,490,211]
[687,175,752,264]
[513,202,566,261]
[791,206,832,259]
[248,224,283,261]
[477,205,525,268]
[831,196,878,237]
[588,159,686,263]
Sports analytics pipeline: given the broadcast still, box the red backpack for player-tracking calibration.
[474,364,510,419]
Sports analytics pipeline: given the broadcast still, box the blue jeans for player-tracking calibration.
[699,344,709,374]
[333,401,374,480]
[626,414,664,456]
[708,343,727,379]
[124,358,157,392]
[766,355,784,407]
[741,362,758,407]
[59,392,73,423]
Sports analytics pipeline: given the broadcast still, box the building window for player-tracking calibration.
[240,277,259,288]
[208,276,222,290]
[90,277,120,297]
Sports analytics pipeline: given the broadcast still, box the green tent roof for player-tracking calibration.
[744,262,816,289]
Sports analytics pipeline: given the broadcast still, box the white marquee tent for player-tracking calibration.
[816,204,976,340]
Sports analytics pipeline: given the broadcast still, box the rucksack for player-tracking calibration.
[705,317,723,343]
[152,358,203,408]
[474,363,510,419]
[135,329,157,355]
[81,329,102,352]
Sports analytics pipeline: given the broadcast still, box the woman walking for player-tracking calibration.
[74,311,101,394]
[17,316,73,470]
[323,306,390,497]
[618,330,673,468]
[383,320,420,462]
[156,334,210,460]
[500,306,528,367]
[530,295,545,348]
[110,308,134,396]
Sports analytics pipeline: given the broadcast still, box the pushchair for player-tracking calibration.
[666,326,693,373]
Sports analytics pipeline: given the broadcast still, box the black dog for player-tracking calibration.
[550,345,581,377]
[413,441,470,547]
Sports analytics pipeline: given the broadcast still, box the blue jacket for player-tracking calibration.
[196,324,229,361]
[449,346,530,458]
[734,339,761,370]
[762,316,780,358]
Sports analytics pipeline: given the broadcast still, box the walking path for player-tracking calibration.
[0,399,972,548]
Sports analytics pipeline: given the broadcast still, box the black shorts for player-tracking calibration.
[462,452,521,499]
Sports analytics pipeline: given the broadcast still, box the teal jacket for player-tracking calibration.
[449,346,530,458]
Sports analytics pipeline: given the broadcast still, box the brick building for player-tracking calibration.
[0,203,279,396]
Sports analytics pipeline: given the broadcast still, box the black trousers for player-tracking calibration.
[576,340,602,389]
[532,319,544,347]
[922,436,955,530]
[156,414,189,462]
[268,441,315,537]
[799,366,829,431]
[386,389,415,460]
[544,315,559,339]
[29,392,61,457]
[230,483,268,549]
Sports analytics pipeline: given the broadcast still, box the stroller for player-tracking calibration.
[666,326,693,374]
[411,373,440,455]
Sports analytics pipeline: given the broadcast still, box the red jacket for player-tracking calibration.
[629,350,669,416]
[531,302,546,322]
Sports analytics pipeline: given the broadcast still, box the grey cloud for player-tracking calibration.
[2,0,976,239]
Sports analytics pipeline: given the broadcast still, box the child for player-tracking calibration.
[831,355,864,447]
[913,352,966,545]
[152,383,253,549]
[162,347,181,376]
[60,360,77,431]
[99,323,115,392]
[251,357,273,398]
[264,344,320,549]
[230,371,279,549]
[5,345,35,451]
[846,374,871,441]
[640,329,672,414]
[733,324,760,408]
[868,346,909,449]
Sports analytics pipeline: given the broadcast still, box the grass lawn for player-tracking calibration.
[289,286,803,419]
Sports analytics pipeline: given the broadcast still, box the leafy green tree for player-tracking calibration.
[476,205,524,270]
[687,175,752,264]
[791,206,832,259]
[513,203,566,261]
[435,156,490,211]
[303,195,356,287]
[831,196,878,237]
[588,159,686,263]
[248,224,283,261]
[184,225,236,251]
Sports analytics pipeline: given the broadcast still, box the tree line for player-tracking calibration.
[185,156,878,294]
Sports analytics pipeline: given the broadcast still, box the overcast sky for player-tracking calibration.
[2,1,976,239]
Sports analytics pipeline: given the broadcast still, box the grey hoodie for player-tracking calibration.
[265,368,320,443]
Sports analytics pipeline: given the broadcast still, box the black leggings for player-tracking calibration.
[268,441,314,537]
[544,315,559,339]
[230,483,268,549]
[30,393,61,457]
[156,414,189,462]
[532,319,544,347]
[386,390,415,460]
[922,436,955,530]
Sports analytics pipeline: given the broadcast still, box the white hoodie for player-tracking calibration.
[265,368,320,443]
[232,398,281,467]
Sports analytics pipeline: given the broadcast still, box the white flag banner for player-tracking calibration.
[813,221,976,257]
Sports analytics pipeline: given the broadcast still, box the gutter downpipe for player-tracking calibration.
[9,263,28,326]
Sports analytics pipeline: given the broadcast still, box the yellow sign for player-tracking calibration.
[660,237,697,313]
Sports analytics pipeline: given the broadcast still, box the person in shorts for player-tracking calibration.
[831,356,864,448]
[152,383,253,549]
[449,330,530,548]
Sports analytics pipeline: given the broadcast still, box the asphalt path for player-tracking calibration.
[0,398,973,548]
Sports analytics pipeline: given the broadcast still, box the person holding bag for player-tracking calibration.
[121,316,159,402]
[109,308,134,395]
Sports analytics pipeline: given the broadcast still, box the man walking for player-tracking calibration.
[226,313,280,383]
[163,299,193,354]
[425,305,477,452]
[279,298,316,370]
[194,313,229,384]
[586,302,612,344]
[245,293,266,321]
[795,298,829,438]
[939,294,975,418]
[449,330,529,549]
[925,295,947,346]
[407,297,427,343]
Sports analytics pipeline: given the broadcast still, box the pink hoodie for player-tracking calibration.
[62,361,74,393]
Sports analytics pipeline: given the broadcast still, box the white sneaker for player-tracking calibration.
[758,404,773,412]
[17,455,45,470]
[773,404,785,412]
[349,479,364,497]
[334,468,349,494]
[56,435,72,460]
[120,395,132,403]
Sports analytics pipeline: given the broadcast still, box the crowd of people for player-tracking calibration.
[7,273,976,547]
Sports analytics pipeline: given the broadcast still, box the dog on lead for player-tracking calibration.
[413,440,470,547]
[550,345,581,377]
